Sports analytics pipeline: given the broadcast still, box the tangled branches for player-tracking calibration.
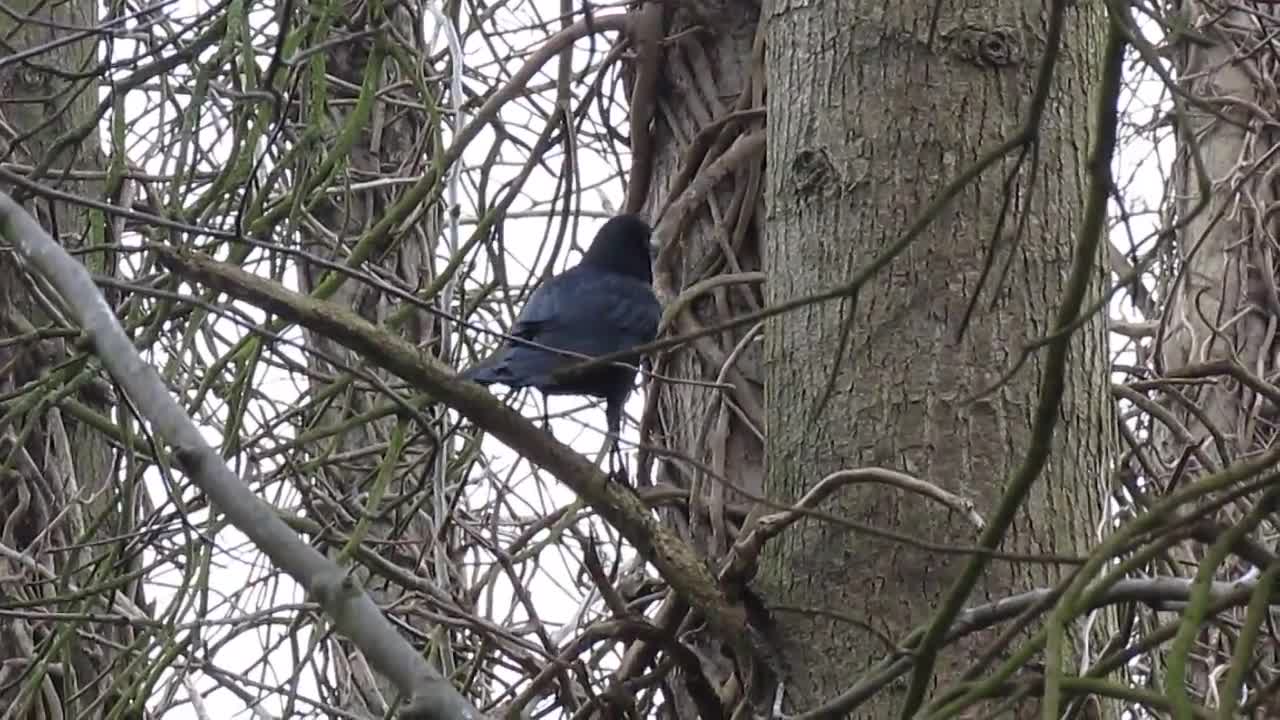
[5,0,1280,719]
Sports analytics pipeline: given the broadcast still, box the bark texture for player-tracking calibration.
[644,2,765,553]
[759,2,1111,716]
[632,1,767,713]
[0,2,130,718]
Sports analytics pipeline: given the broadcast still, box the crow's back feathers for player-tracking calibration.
[462,264,659,395]
[461,214,661,439]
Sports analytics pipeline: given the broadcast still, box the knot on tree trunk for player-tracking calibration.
[943,24,1023,67]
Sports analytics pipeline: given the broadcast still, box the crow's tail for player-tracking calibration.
[460,359,513,385]
[459,365,492,383]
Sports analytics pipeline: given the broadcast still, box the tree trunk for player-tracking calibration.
[629,1,767,714]
[293,5,459,714]
[637,1,1112,717]
[0,2,132,719]
[760,2,1111,716]
[1156,0,1280,707]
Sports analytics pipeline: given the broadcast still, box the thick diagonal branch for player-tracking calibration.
[152,244,754,652]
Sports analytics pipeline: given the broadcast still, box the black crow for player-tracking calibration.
[461,214,661,478]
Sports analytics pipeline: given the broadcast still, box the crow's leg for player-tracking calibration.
[608,441,626,482]
[539,391,553,436]
[605,396,626,482]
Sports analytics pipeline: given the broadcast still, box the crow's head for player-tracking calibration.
[581,214,654,284]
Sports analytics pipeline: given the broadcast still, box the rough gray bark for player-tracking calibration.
[0,1,130,718]
[759,2,1111,717]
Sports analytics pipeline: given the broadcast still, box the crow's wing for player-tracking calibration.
[458,277,569,384]
[504,271,572,340]
[469,266,659,389]
[521,266,660,359]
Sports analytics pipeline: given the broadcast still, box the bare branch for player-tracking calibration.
[150,243,760,657]
[0,191,482,720]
